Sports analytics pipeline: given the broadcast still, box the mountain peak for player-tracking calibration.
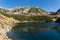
[57,9,60,12]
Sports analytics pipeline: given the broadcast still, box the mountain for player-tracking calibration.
[0,6,49,16]
[56,9,60,14]
[50,9,60,15]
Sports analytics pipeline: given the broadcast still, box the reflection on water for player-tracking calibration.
[7,22,60,40]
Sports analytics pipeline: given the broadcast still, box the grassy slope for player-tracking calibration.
[0,11,53,22]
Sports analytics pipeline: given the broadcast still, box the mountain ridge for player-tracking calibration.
[0,6,49,15]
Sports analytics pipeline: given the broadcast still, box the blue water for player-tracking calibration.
[7,22,60,40]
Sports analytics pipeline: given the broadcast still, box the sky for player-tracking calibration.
[0,0,60,12]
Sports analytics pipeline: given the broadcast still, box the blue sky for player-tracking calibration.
[0,0,60,12]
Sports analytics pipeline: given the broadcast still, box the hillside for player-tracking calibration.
[0,13,19,40]
[0,6,53,22]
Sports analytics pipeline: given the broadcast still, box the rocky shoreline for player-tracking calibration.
[0,31,12,40]
[0,14,19,40]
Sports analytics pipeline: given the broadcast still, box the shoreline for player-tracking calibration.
[16,21,56,23]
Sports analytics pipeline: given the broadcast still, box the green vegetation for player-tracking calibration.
[0,11,53,22]
[29,16,53,22]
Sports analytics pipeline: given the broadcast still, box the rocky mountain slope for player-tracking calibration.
[0,13,19,40]
[1,6,60,16]
[56,9,60,14]
[0,6,49,15]
[50,9,60,15]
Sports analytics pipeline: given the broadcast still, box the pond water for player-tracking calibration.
[7,22,60,40]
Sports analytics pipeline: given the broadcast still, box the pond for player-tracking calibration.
[7,22,60,40]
